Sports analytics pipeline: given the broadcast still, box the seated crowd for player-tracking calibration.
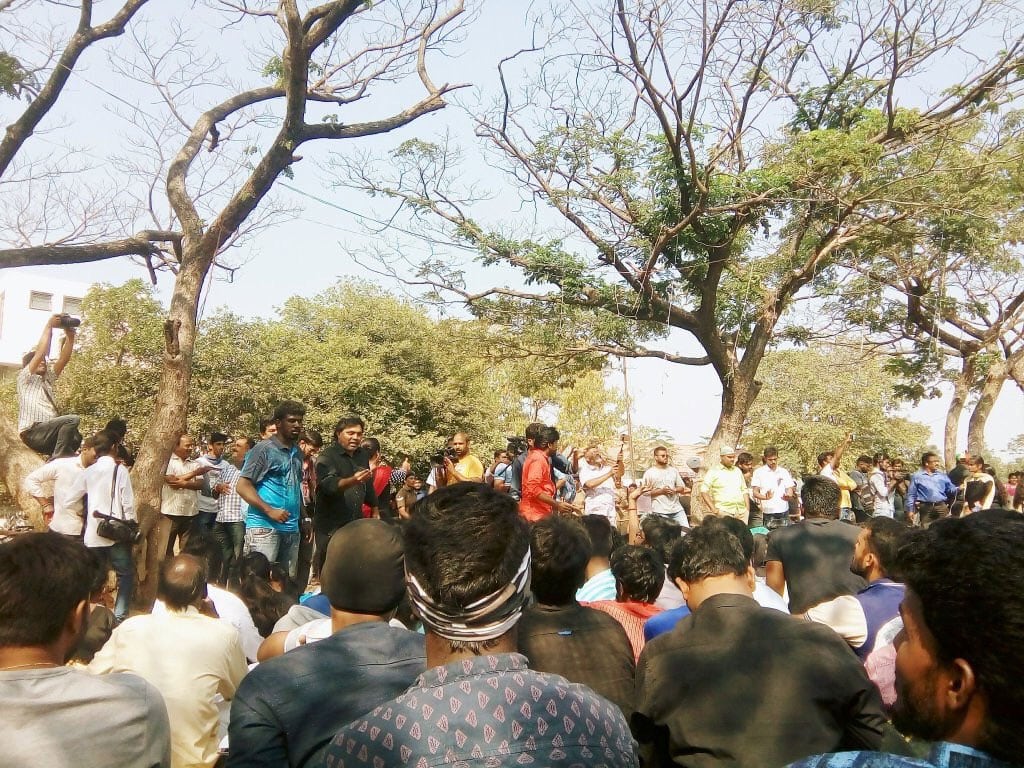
[2,401,1023,768]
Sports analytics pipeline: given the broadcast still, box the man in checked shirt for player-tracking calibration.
[213,436,254,586]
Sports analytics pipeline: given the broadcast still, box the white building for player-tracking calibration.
[0,271,92,376]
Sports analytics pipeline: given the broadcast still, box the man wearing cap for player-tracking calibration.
[699,446,749,520]
[228,519,425,768]
[322,483,639,767]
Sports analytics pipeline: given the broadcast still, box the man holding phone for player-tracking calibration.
[751,446,796,530]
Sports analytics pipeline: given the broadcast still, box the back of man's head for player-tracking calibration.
[862,517,906,578]
[640,515,683,564]
[669,524,748,584]
[0,533,93,648]
[404,483,530,651]
[181,534,221,576]
[87,429,118,457]
[321,519,406,614]
[895,513,1024,760]
[801,475,840,519]
[537,426,559,449]
[530,516,591,606]
[158,554,208,611]
[708,516,755,563]
[524,422,545,442]
[581,514,615,560]
[609,545,663,604]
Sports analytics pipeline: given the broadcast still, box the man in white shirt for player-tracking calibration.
[750,446,797,530]
[868,453,897,518]
[163,433,208,558]
[578,446,621,526]
[23,432,103,536]
[67,430,135,622]
[91,553,248,768]
[642,446,690,526]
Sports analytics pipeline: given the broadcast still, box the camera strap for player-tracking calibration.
[109,464,123,521]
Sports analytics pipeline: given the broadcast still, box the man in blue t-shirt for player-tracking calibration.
[237,400,306,581]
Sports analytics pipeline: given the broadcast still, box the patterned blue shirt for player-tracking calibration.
[321,652,638,768]
[790,742,1020,768]
[241,436,303,533]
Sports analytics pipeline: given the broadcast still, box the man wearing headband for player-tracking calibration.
[228,520,424,768]
[322,483,639,767]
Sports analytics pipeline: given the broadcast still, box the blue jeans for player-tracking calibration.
[244,527,300,581]
[97,543,134,621]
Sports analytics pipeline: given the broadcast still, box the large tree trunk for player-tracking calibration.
[966,357,1006,457]
[129,252,212,607]
[944,356,974,467]
[0,414,45,527]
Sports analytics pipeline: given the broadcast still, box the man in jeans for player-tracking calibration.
[17,314,81,458]
[237,401,306,581]
[213,436,253,586]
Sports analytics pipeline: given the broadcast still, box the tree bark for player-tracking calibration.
[944,357,974,467]
[129,251,211,607]
[0,413,45,528]
[967,357,1006,457]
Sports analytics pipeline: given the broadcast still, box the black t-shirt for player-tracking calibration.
[766,518,866,614]
[314,444,375,533]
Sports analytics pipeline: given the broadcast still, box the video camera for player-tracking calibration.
[507,436,528,456]
[57,313,81,330]
[429,446,458,465]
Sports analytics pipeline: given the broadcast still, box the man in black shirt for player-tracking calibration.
[313,416,377,575]
[518,516,635,717]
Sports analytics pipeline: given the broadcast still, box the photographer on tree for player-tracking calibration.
[17,314,82,458]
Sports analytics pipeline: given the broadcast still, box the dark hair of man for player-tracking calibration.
[241,436,256,450]
[920,452,937,467]
[333,415,365,438]
[85,429,117,456]
[801,475,841,519]
[301,429,323,449]
[816,451,832,468]
[361,437,381,455]
[258,417,274,434]
[640,515,682,564]
[737,451,753,465]
[708,515,755,563]
[0,533,93,647]
[581,514,615,559]
[669,524,748,584]
[529,517,592,606]
[209,431,229,444]
[763,446,779,459]
[609,545,663,603]
[524,422,545,442]
[873,452,887,466]
[862,517,907,577]
[272,400,307,422]
[158,554,208,611]
[857,454,873,465]
[896,514,1024,760]
[182,534,222,576]
[404,483,528,653]
[538,426,559,449]
[104,418,128,441]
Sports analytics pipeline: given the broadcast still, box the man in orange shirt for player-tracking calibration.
[519,426,577,522]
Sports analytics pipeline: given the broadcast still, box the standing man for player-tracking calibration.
[321,483,639,768]
[699,446,749,520]
[162,433,206,558]
[905,451,959,528]
[765,475,865,614]
[520,426,577,522]
[578,446,621,527]
[213,437,253,586]
[23,433,102,536]
[849,454,875,521]
[440,432,485,485]
[314,416,377,575]
[868,453,898,518]
[236,400,306,581]
[17,314,81,457]
[196,432,229,535]
[642,446,689,526]
[818,433,857,521]
[750,446,796,530]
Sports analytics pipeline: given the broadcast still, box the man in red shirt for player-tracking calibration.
[519,426,577,522]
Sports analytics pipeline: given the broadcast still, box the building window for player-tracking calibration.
[62,296,83,316]
[29,291,52,311]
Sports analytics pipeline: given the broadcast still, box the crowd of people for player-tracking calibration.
[4,315,1024,768]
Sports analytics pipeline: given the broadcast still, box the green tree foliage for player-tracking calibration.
[742,346,933,474]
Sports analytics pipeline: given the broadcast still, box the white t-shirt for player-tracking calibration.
[642,466,685,517]
[751,464,796,517]
[24,456,87,536]
[578,463,617,522]
[869,468,894,517]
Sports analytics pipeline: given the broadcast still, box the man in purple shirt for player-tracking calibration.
[322,483,638,768]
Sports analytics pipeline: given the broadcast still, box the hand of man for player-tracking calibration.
[353,469,372,483]
[267,507,289,523]
[48,314,65,329]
